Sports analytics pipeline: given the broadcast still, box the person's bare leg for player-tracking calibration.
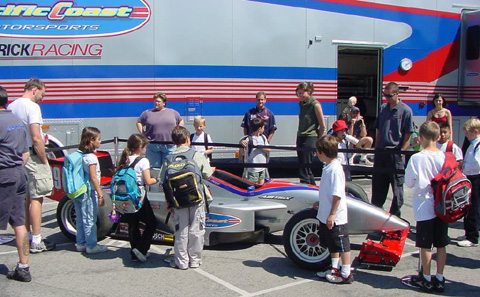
[30,197,43,236]
[13,225,29,264]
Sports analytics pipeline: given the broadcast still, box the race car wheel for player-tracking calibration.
[56,195,114,241]
[346,181,369,203]
[283,208,330,270]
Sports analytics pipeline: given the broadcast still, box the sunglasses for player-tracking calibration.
[383,92,397,98]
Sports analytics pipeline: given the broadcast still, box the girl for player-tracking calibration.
[117,134,158,262]
[427,94,453,140]
[75,127,108,254]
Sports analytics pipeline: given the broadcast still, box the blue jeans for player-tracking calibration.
[146,143,176,168]
[74,191,98,248]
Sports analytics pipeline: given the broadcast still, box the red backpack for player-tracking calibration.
[431,152,472,223]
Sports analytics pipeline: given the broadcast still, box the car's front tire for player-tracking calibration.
[283,208,330,270]
[56,194,114,241]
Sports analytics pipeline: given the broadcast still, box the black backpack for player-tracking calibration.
[163,149,204,209]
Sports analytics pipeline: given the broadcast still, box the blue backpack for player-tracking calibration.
[62,150,88,199]
[110,157,144,213]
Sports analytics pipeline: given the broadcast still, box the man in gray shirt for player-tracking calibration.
[371,82,413,217]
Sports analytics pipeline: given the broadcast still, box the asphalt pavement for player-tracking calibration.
[1,177,479,297]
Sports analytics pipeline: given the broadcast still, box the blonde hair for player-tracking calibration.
[193,116,206,126]
[348,96,357,107]
[463,118,480,132]
[419,121,440,141]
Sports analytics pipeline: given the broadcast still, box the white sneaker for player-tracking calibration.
[316,267,335,278]
[86,245,108,254]
[457,239,478,247]
[76,245,87,252]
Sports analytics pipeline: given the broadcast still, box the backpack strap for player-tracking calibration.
[247,135,254,156]
[446,140,454,153]
[440,152,458,181]
[204,133,212,161]
[190,133,194,143]
[126,156,144,170]
[475,141,480,153]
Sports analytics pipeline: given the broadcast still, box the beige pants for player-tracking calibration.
[173,203,205,269]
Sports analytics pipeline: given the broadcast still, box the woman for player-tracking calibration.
[136,92,184,168]
[296,82,326,185]
[427,94,453,139]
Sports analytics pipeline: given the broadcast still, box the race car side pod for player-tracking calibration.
[357,226,410,270]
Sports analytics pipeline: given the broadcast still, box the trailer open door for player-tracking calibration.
[458,9,480,106]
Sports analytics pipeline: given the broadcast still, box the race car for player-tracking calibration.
[49,151,409,270]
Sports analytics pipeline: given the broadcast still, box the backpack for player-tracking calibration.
[431,152,472,223]
[163,149,204,209]
[190,132,212,161]
[110,157,145,213]
[62,150,88,199]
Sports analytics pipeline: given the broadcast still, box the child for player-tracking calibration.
[437,122,463,168]
[331,120,351,166]
[405,121,447,292]
[457,118,480,247]
[160,126,213,270]
[240,118,270,185]
[190,116,213,161]
[314,135,353,284]
[117,134,158,262]
[347,107,373,165]
[76,127,108,254]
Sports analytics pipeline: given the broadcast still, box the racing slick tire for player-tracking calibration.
[56,194,114,241]
[283,208,330,270]
[346,181,369,203]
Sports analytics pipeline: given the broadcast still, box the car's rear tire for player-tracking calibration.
[56,194,114,241]
[283,208,330,270]
[346,181,369,203]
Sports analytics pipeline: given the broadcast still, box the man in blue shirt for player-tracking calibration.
[241,92,277,142]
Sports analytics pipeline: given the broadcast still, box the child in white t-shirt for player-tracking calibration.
[405,121,447,293]
[240,118,270,185]
[314,135,353,284]
[117,134,159,262]
[190,116,213,161]
[437,122,463,168]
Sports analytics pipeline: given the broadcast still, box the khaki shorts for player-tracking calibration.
[24,154,53,198]
[247,170,266,183]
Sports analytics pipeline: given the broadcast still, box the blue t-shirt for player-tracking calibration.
[241,107,277,137]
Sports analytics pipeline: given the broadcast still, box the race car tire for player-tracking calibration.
[56,195,114,241]
[346,181,369,203]
[283,208,330,270]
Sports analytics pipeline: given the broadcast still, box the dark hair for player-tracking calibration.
[385,82,399,93]
[24,78,45,91]
[432,93,447,108]
[419,121,440,142]
[153,92,167,106]
[438,122,450,130]
[171,125,190,145]
[296,81,314,94]
[315,135,338,159]
[0,86,7,107]
[78,127,101,153]
[117,134,150,169]
[250,118,265,132]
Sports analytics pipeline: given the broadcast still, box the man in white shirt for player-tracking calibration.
[8,78,55,253]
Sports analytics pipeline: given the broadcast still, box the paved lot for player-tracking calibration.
[1,178,479,297]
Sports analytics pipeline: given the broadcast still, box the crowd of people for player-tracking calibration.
[1,78,479,292]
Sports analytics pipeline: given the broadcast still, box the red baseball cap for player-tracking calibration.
[332,120,348,133]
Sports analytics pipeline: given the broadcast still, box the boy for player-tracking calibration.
[240,118,270,185]
[190,116,213,161]
[314,135,353,284]
[160,126,213,270]
[331,120,354,166]
[405,121,447,292]
[457,118,480,247]
[437,122,463,168]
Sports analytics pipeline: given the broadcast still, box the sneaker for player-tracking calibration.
[169,260,188,270]
[359,158,373,166]
[326,271,354,284]
[432,276,445,293]
[316,266,336,278]
[410,274,434,292]
[6,265,31,282]
[132,248,147,262]
[457,239,478,247]
[86,244,108,254]
[189,261,202,268]
[30,240,56,253]
[76,245,87,252]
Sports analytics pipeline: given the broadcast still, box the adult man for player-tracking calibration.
[8,78,55,253]
[241,92,277,142]
[0,86,31,282]
[371,82,413,217]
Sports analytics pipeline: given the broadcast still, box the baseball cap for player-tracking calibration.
[351,106,360,113]
[332,120,348,133]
